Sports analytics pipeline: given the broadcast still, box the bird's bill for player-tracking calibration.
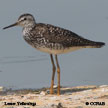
[3,22,18,30]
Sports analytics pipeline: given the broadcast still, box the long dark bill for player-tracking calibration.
[3,22,18,30]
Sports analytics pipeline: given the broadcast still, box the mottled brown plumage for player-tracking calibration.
[24,23,105,50]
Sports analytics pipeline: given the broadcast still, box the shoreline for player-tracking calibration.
[0,85,108,108]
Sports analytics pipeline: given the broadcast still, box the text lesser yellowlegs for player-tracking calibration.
[3,13,105,95]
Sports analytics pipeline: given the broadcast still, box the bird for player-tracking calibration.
[3,13,105,95]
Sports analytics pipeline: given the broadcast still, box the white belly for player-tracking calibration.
[36,47,83,54]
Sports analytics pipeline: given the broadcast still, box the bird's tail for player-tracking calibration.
[87,41,105,48]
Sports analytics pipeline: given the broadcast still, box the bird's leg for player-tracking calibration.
[55,55,60,95]
[50,54,56,94]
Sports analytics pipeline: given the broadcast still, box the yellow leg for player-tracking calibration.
[50,54,56,94]
[55,55,60,95]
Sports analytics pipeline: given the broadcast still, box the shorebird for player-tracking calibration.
[3,13,105,95]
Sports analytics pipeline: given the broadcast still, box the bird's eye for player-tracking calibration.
[24,18,27,20]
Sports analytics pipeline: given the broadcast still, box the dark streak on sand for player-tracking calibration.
[0,86,97,96]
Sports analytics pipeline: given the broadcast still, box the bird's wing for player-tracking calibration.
[31,23,94,48]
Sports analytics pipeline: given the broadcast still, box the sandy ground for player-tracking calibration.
[0,85,108,108]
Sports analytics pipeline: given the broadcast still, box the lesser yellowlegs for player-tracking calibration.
[3,13,105,95]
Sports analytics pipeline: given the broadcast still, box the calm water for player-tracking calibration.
[0,0,107,89]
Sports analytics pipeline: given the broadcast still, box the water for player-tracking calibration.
[0,0,108,90]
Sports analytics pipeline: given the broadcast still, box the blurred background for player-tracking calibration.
[0,0,107,89]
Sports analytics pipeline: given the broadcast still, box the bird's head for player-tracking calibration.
[3,13,36,29]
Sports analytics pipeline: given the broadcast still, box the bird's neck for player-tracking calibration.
[24,22,36,28]
[22,23,36,37]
